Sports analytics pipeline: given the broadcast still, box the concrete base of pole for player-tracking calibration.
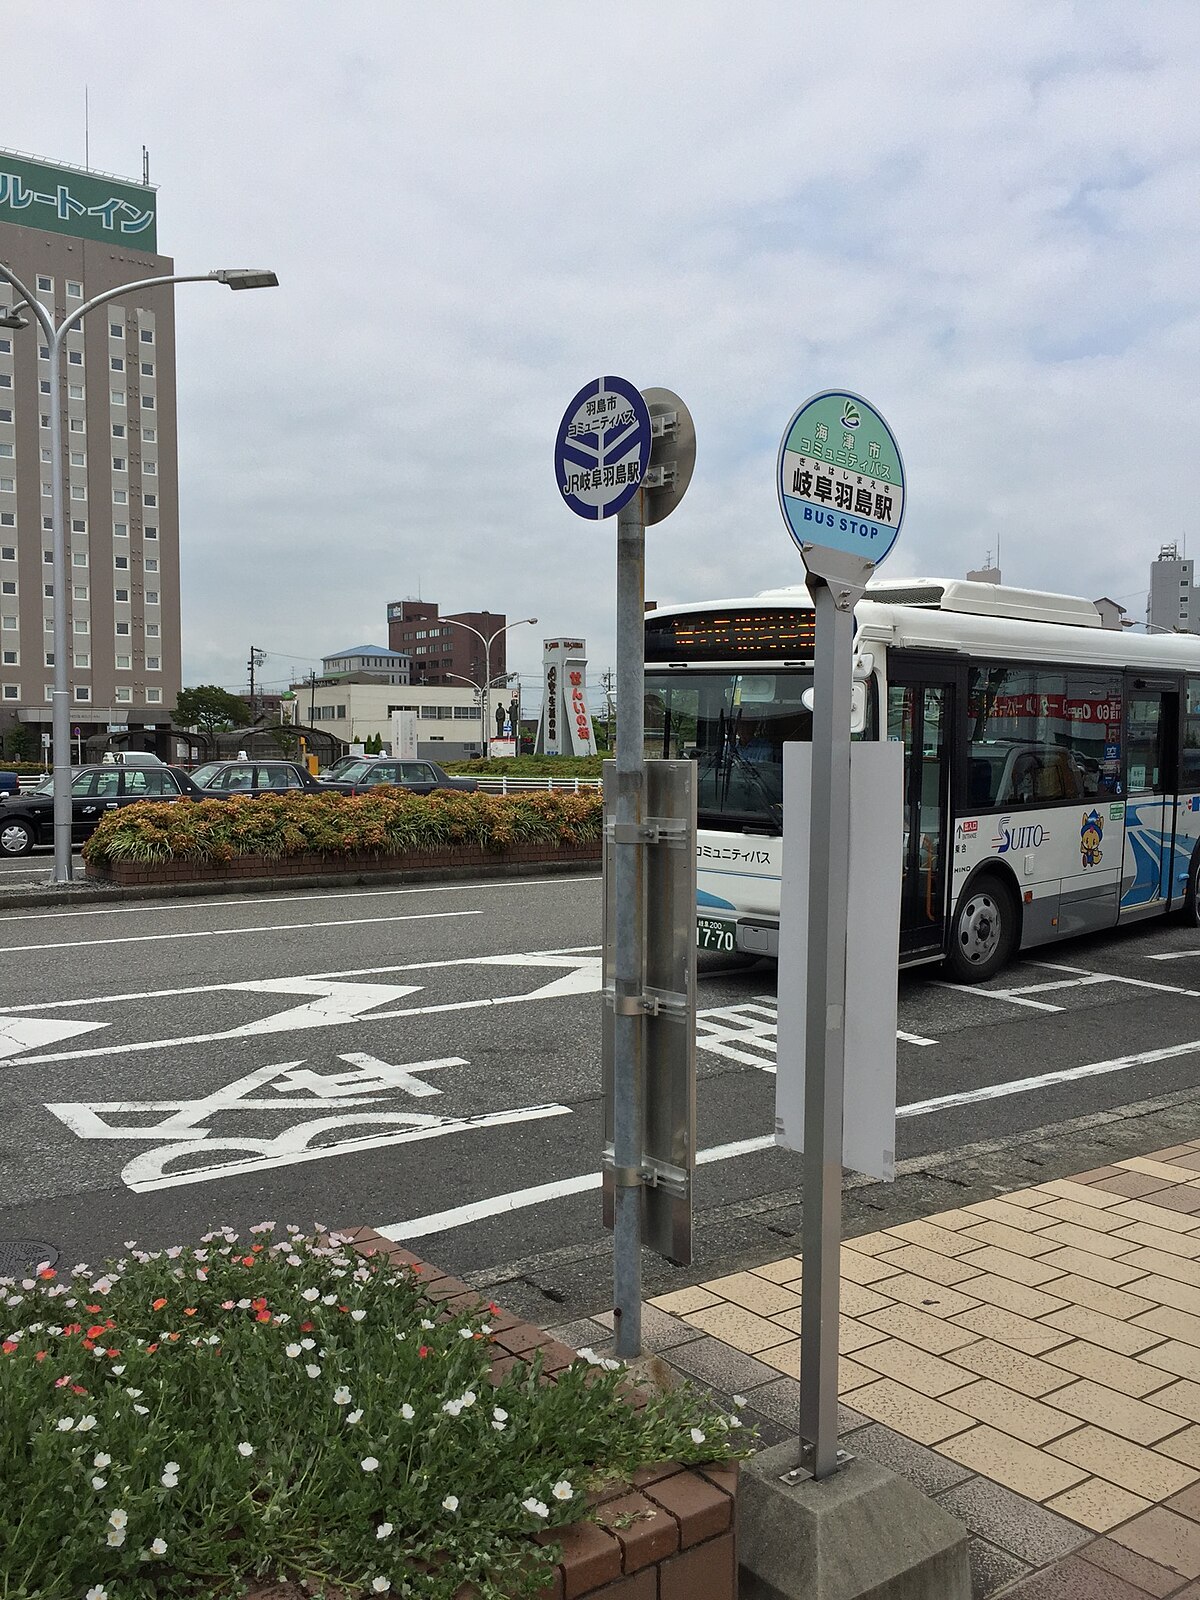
[738,1441,970,1600]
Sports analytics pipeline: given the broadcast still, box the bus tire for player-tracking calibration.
[946,874,1018,984]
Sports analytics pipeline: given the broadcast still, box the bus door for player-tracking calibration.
[887,665,956,958]
[1121,677,1180,913]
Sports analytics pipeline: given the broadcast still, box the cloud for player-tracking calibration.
[5,0,1198,695]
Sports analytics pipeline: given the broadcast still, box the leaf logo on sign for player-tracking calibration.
[841,402,861,429]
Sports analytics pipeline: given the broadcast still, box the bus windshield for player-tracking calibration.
[644,669,814,830]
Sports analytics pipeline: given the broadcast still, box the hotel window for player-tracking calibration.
[72,551,87,567]
[116,622,130,636]
[112,457,126,473]
[115,687,132,704]
[141,395,155,410]
[73,651,89,667]
[0,547,12,561]
[0,616,16,630]
[66,281,82,298]
[36,276,51,292]
[0,478,13,493]
[142,427,156,443]
[72,485,88,500]
[72,518,86,533]
[73,618,89,634]
[73,585,88,602]
[0,512,12,526]
[112,424,125,439]
[2,685,18,701]
[39,346,49,360]
[67,350,83,367]
[69,451,85,467]
[114,523,128,538]
[0,442,11,459]
[38,380,50,394]
[145,622,159,638]
[115,555,129,571]
[39,414,49,429]
[43,549,52,563]
[116,654,131,670]
[109,322,122,338]
[140,329,154,344]
[145,558,158,573]
[2,650,15,666]
[144,460,157,475]
[111,357,124,371]
[143,494,157,508]
[1,580,15,595]
[141,362,154,377]
[114,588,129,603]
[43,618,53,633]
[146,655,160,671]
[68,384,83,399]
[0,374,9,391]
[145,590,159,605]
[43,686,53,701]
[69,417,85,433]
[39,447,51,465]
[42,584,53,598]
[0,338,8,353]
[113,489,127,504]
[146,687,162,704]
[144,525,157,539]
[43,652,52,667]
[110,390,125,406]
[74,686,90,702]
[0,405,10,419]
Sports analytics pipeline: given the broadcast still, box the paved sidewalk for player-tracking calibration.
[552,1141,1200,1598]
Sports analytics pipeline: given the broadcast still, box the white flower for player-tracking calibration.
[442,1494,459,1512]
[690,1427,706,1445]
[492,1419,507,1432]
[420,1318,435,1330]
[125,1388,142,1398]
[346,1408,363,1425]
[285,1343,302,1359]
[93,1452,112,1469]
[287,1254,302,1268]
[150,1537,167,1555]
[733,1394,747,1407]
[461,1390,476,1408]
[300,1337,316,1350]
[333,1386,352,1405]
[729,1415,742,1428]
[400,1403,415,1422]
[552,1480,573,1501]
[376,1521,394,1539]
[321,1293,336,1306]
[305,1363,321,1378]
[91,1476,107,1490]
[493,1407,508,1424]
[480,1322,492,1334]
[237,1442,253,1457]
[523,1497,549,1519]
[77,1414,97,1432]
[361,1456,379,1472]
[105,1528,126,1548]
[236,1299,251,1310]
[55,1417,74,1432]
[442,1398,463,1417]
[458,1328,473,1340]
[133,1405,149,1416]
[109,1364,125,1376]
[372,1581,390,1595]
[576,1346,597,1364]
[86,1587,108,1600]
[301,1288,320,1303]
[602,1357,621,1371]
[107,1508,128,1529]
[350,1307,366,1322]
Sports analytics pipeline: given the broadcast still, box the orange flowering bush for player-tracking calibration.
[0,1227,740,1599]
[81,789,604,869]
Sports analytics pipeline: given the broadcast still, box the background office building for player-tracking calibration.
[387,599,507,689]
[1148,543,1200,635]
[0,149,180,756]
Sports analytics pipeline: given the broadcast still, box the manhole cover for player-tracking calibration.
[0,1240,59,1277]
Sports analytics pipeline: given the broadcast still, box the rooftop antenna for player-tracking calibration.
[84,86,90,170]
[142,145,150,185]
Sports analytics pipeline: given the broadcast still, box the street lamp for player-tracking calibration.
[441,616,537,758]
[0,263,278,883]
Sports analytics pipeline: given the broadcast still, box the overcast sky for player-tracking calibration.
[7,3,1199,700]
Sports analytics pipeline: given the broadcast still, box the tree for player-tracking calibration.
[4,724,35,761]
[174,685,252,735]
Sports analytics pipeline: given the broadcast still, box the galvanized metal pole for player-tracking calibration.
[798,565,856,1479]
[611,489,646,1358]
[48,327,72,883]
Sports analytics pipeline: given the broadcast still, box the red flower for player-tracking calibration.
[252,1244,264,1253]
[34,1350,47,1362]
[81,1340,94,1352]
[300,1321,314,1333]
[146,1343,159,1354]
[255,1311,270,1323]
[152,1299,167,1312]
[251,1298,267,1312]
[338,1305,348,1313]
[70,1384,88,1395]
[62,1324,81,1337]
[1,1341,16,1355]
[166,1332,180,1343]
[85,1325,105,1339]
[84,1304,101,1314]
[183,1308,197,1317]
[418,1345,429,1358]
[241,1255,255,1268]
[106,1349,120,1359]
[38,1268,56,1280]
[54,1375,70,1388]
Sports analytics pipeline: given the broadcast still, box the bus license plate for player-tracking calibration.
[697,916,736,953]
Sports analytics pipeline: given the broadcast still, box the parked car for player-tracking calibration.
[188,759,358,797]
[319,756,365,782]
[0,770,20,797]
[0,764,206,855]
[332,757,478,795]
[100,751,167,767]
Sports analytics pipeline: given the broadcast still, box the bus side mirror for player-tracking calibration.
[851,683,867,735]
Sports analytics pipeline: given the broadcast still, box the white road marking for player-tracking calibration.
[1024,960,1200,999]
[0,1016,109,1060]
[8,953,603,1066]
[0,945,602,1016]
[695,1000,937,1067]
[1,875,602,924]
[380,1133,782,1240]
[0,908,481,956]
[896,1030,938,1047]
[222,979,424,1038]
[930,982,1063,1011]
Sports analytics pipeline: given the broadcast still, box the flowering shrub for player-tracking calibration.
[0,1227,743,1600]
[82,789,604,869]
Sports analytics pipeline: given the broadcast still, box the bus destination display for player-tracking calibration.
[645,608,817,662]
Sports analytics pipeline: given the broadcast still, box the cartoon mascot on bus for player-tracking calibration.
[1080,810,1104,868]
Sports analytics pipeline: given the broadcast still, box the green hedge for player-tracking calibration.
[442,755,605,778]
[82,787,605,868]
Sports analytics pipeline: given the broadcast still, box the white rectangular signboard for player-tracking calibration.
[390,711,419,760]
[775,740,903,1180]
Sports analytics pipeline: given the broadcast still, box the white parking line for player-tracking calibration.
[0,875,602,923]
[0,908,482,955]
[930,982,1063,1011]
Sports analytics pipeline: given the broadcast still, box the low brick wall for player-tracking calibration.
[85,838,601,888]
[334,1227,739,1600]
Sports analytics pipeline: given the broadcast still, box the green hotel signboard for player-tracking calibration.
[0,152,156,252]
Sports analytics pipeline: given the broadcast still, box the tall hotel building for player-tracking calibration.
[0,150,180,755]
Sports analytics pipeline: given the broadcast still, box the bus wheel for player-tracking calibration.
[946,876,1017,983]
[1186,851,1200,927]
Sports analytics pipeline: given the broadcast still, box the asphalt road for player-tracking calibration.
[4,872,1200,1323]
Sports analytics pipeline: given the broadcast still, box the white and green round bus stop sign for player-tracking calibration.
[777,390,905,566]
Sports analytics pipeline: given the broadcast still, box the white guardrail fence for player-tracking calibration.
[10,775,604,794]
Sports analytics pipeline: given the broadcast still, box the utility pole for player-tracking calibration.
[601,669,615,751]
[308,670,317,726]
[248,646,266,720]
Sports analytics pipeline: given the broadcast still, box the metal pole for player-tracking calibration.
[612,491,646,1357]
[48,328,71,883]
[798,566,857,1478]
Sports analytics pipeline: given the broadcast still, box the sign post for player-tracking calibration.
[555,378,695,1359]
[775,390,906,1480]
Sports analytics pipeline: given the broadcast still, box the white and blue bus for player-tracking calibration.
[644,577,1200,981]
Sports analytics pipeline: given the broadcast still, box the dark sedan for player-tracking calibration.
[188,759,359,797]
[333,758,478,795]
[0,764,206,855]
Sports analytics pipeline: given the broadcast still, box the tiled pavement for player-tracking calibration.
[550,1142,1200,1599]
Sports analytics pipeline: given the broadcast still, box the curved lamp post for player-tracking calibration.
[440,615,537,758]
[0,265,278,882]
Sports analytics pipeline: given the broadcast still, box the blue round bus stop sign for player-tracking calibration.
[777,390,905,566]
[555,376,652,521]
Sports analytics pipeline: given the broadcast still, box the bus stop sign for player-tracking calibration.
[777,389,905,569]
[555,376,652,521]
